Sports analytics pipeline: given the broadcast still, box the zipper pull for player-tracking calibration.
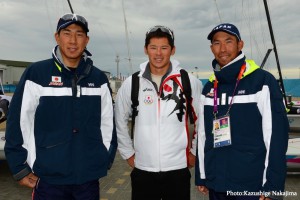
[76,85,81,97]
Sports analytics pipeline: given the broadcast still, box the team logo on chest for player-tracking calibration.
[49,76,63,86]
[144,95,154,104]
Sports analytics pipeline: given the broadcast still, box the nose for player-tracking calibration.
[156,47,162,55]
[220,42,226,52]
[69,33,77,43]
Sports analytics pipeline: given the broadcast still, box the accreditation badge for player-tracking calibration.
[213,115,232,148]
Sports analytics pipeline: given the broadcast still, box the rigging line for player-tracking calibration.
[242,0,264,62]
[257,0,269,62]
[248,0,264,61]
[44,0,54,34]
[242,0,254,58]
[81,0,117,55]
[263,0,287,106]
[122,0,133,74]
[213,0,222,23]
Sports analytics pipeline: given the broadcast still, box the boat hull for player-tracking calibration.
[288,114,300,132]
[286,138,300,168]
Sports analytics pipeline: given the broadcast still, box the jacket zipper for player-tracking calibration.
[72,73,81,98]
[156,73,181,170]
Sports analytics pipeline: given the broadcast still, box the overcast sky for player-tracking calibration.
[0,0,299,78]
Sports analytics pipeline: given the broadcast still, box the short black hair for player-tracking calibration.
[145,29,174,49]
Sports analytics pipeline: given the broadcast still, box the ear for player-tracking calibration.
[171,46,176,55]
[210,44,213,52]
[238,40,244,52]
[85,35,90,46]
[144,46,148,55]
[54,32,59,44]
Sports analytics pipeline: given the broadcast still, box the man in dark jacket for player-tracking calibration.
[195,23,289,200]
[5,13,117,200]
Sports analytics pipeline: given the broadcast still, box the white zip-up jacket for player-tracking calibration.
[115,60,202,172]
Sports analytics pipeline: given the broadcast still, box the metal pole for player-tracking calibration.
[115,55,120,79]
[67,0,74,13]
[263,0,287,105]
[260,49,272,69]
[122,0,133,73]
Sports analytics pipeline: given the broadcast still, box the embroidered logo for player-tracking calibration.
[238,90,245,95]
[49,76,63,86]
[88,83,95,87]
[144,95,154,105]
[143,88,153,92]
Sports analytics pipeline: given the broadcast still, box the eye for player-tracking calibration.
[226,39,233,44]
[64,32,71,36]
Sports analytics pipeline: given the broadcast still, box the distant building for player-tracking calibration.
[0,59,30,85]
[0,59,111,92]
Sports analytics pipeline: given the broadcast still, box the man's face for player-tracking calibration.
[144,37,175,74]
[210,31,244,68]
[55,23,89,67]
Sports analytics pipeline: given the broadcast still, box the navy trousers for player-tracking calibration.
[32,179,99,200]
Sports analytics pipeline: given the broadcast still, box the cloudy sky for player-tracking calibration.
[0,0,299,78]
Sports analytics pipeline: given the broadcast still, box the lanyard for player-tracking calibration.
[213,63,246,119]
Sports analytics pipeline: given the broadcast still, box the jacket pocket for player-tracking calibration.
[228,148,265,183]
[33,139,72,179]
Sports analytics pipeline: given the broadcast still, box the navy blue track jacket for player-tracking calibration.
[5,46,117,185]
[195,53,289,194]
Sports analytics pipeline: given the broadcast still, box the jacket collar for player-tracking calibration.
[212,52,246,83]
[52,45,93,75]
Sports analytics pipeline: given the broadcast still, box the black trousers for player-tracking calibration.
[131,167,191,200]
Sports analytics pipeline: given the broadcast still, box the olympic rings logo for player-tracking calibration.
[144,95,153,104]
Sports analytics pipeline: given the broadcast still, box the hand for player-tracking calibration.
[259,195,272,200]
[188,152,195,168]
[18,173,38,188]
[127,154,135,168]
[197,186,209,195]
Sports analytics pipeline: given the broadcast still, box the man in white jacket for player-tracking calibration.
[115,25,202,200]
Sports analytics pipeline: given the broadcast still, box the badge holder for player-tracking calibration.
[213,115,232,148]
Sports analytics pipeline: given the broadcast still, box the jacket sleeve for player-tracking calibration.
[195,94,207,186]
[100,81,117,169]
[259,75,289,195]
[4,67,38,181]
[189,74,203,155]
[114,76,135,160]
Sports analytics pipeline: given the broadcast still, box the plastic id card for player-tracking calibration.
[213,115,232,148]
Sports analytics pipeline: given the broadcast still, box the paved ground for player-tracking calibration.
[1,119,300,200]
[1,151,300,200]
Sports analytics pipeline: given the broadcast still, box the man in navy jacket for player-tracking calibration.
[195,23,288,200]
[5,13,117,200]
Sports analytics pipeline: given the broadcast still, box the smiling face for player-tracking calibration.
[55,23,89,67]
[210,31,244,68]
[144,37,175,76]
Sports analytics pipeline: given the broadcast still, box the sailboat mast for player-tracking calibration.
[67,0,74,13]
[263,0,287,105]
[122,0,133,74]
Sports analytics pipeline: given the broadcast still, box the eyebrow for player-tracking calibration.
[62,28,85,34]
